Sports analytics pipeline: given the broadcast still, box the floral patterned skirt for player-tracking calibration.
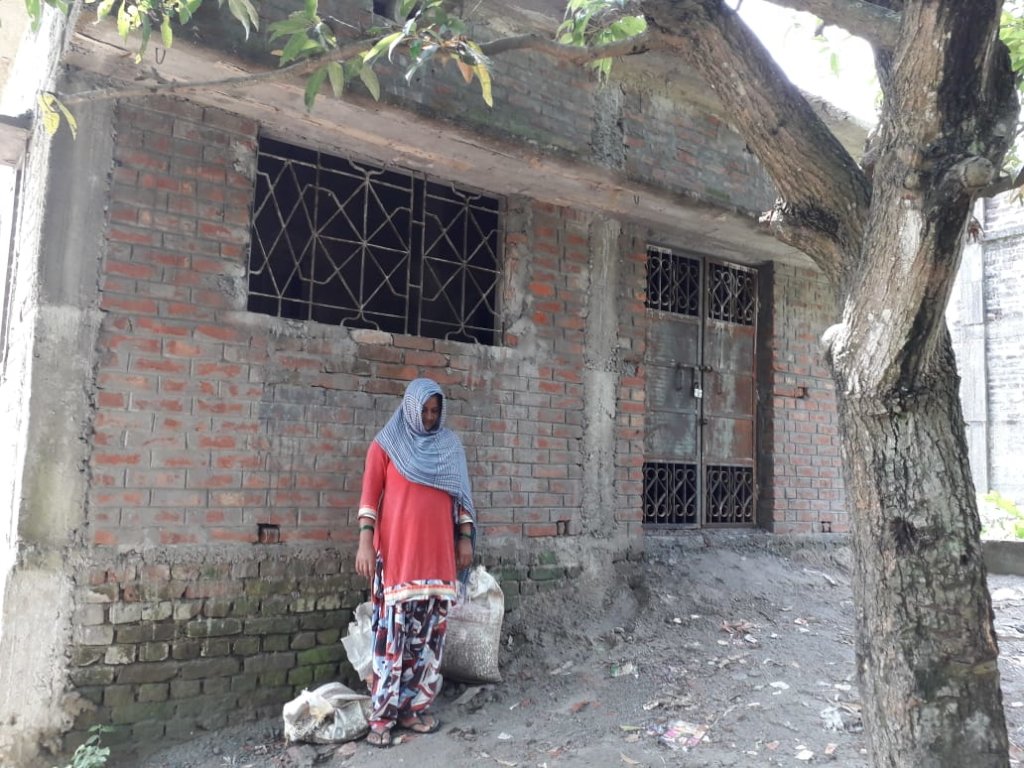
[369,556,449,728]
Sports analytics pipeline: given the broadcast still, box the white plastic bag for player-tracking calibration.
[282,682,371,744]
[341,601,374,686]
[441,565,504,683]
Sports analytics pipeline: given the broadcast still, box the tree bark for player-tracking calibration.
[641,1,1018,765]
[840,335,1007,766]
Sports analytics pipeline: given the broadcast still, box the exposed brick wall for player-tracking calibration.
[765,264,845,534]
[70,96,648,746]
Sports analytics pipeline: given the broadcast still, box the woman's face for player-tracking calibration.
[421,395,442,431]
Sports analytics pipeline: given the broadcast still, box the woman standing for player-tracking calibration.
[354,378,476,747]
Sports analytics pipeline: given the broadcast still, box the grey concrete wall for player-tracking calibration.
[0,96,114,767]
[949,194,1024,506]
[948,201,989,494]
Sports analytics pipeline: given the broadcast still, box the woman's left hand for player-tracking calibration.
[456,538,473,570]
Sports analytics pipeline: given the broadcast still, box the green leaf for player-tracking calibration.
[136,14,152,61]
[178,0,200,24]
[37,93,60,136]
[303,0,316,19]
[268,15,314,41]
[304,67,327,110]
[387,31,406,60]
[160,13,173,47]
[404,42,436,82]
[116,0,131,39]
[226,0,259,38]
[475,63,492,107]
[95,0,115,21]
[343,57,363,80]
[326,61,344,98]
[279,31,318,65]
[54,95,78,139]
[26,0,43,30]
[359,66,381,100]
[610,15,646,38]
[363,31,403,65]
[398,0,418,18]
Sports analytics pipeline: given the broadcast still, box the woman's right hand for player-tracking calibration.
[355,540,375,581]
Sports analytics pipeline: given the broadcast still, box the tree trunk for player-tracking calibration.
[838,334,1007,766]
[640,1,1018,765]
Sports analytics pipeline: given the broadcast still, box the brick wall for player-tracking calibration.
[765,264,845,534]
[68,96,647,748]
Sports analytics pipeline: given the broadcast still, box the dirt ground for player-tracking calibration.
[112,534,1024,768]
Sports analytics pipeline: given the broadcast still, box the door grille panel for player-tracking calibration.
[643,462,699,526]
[705,465,755,525]
[646,247,700,316]
[708,262,756,325]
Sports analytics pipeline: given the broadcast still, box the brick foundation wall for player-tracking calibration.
[70,550,364,740]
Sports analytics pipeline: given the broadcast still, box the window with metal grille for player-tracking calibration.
[643,461,698,525]
[645,246,700,316]
[248,137,502,345]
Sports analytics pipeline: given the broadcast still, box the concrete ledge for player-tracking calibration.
[984,540,1024,576]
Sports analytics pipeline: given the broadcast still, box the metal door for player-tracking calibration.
[643,248,757,528]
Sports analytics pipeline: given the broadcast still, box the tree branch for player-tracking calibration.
[980,166,1024,198]
[479,29,664,60]
[762,0,899,49]
[840,0,1016,392]
[645,0,871,285]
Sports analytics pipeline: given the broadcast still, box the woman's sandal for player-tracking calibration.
[366,725,393,748]
[397,713,441,734]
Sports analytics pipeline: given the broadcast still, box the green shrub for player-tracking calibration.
[980,491,1024,540]
[55,726,111,768]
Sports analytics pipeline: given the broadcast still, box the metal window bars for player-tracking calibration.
[248,137,502,345]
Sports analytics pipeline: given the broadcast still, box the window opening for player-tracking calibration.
[248,137,502,345]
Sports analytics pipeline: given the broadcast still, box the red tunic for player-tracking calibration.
[358,442,459,605]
